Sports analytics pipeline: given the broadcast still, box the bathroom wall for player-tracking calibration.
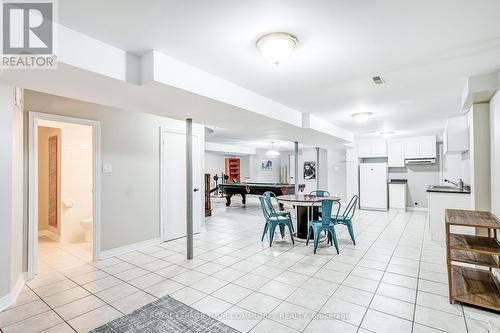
[38,120,93,243]
[38,126,62,239]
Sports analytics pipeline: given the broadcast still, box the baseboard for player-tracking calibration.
[98,237,161,260]
[39,229,60,241]
[0,293,10,312]
[407,207,428,212]
[0,272,27,312]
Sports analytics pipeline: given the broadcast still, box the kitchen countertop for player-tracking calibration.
[426,185,471,194]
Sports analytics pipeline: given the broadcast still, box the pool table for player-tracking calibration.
[218,182,303,206]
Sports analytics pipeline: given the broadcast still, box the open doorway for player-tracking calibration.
[29,113,101,278]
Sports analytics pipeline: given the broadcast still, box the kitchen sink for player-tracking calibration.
[428,185,458,189]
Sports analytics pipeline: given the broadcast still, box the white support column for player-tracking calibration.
[316,147,320,190]
[294,142,299,194]
[186,118,193,259]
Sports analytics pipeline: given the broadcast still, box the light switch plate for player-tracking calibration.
[103,164,113,173]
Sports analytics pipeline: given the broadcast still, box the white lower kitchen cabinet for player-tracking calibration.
[389,183,407,211]
[427,192,472,242]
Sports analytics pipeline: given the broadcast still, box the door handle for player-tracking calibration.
[193,188,199,192]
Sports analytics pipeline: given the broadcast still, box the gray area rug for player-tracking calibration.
[90,296,239,333]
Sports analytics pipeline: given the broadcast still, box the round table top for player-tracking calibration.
[277,194,341,205]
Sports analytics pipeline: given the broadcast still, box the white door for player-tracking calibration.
[162,131,201,241]
[359,163,388,210]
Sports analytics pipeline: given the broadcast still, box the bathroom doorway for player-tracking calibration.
[28,113,101,278]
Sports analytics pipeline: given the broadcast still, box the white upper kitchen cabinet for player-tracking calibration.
[357,139,387,158]
[444,116,469,154]
[387,140,405,167]
[404,136,436,159]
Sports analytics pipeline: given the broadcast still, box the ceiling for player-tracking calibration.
[58,0,500,140]
[206,127,309,151]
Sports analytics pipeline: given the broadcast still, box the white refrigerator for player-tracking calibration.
[359,162,388,211]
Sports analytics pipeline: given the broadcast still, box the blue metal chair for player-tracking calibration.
[259,196,295,247]
[332,195,358,245]
[263,191,294,232]
[310,190,330,197]
[306,199,340,254]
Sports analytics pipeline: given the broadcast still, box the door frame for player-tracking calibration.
[159,127,201,242]
[28,112,102,280]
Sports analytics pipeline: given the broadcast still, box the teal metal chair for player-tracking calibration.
[259,196,295,247]
[332,195,358,245]
[263,191,294,232]
[310,190,330,197]
[306,199,340,254]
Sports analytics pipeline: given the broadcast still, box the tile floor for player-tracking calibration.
[1,197,498,332]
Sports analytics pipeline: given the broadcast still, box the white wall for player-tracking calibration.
[327,150,347,200]
[248,149,281,183]
[468,104,491,211]
[491,91,500,216]
[25,90,205,252]
[389,163,440,209]
[204,152,249,187]
[0,85,24,304]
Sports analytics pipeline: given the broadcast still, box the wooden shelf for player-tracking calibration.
[450,234,500,255]
[451,265,500,311]
[451,249,500,268]
[224,158,241,183]
[446,209,500,228]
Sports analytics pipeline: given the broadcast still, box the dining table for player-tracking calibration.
[276,194,341,239]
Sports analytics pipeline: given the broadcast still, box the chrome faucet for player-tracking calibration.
[444,178,464,190]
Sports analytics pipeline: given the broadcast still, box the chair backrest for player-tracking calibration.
[312,199,340,226]
[262,191,278,215]
[259,196,272,219]
[310,190,331,197]
[342,195,358,219]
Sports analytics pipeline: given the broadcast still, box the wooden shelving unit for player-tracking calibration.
[224,158,240,183]
[446,209,500,311]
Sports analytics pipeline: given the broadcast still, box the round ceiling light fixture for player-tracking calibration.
[351,112,373,123]
[256,32,298,65]
[380,131,395,138]
[265,142,280,157]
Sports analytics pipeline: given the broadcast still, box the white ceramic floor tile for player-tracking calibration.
[111,291,157,314]
[286,287,329,311]
[333,285,374,307]
[2,310,63,333]
[320,297,367,326]
[212,283,254,304]
[414,305,467,333]
[170,287,207,305]
[94,282,140,303]
[143,279,185,298]
[269,301,316,331]
[258,280,297,300]
[369,294,414,321]
[192,295,233,318]
[68,305,122,332]
[54,295,105,320]
[237,292,282,314]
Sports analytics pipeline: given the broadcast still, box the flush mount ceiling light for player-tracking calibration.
[256,32,298,65]
[351,112,373,123]
[265,142,280,157]
[380,131,395,138]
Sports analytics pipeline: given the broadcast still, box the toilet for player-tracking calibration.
[80,218,93,242]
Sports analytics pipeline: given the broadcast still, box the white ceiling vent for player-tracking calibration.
[372,76,385,85]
